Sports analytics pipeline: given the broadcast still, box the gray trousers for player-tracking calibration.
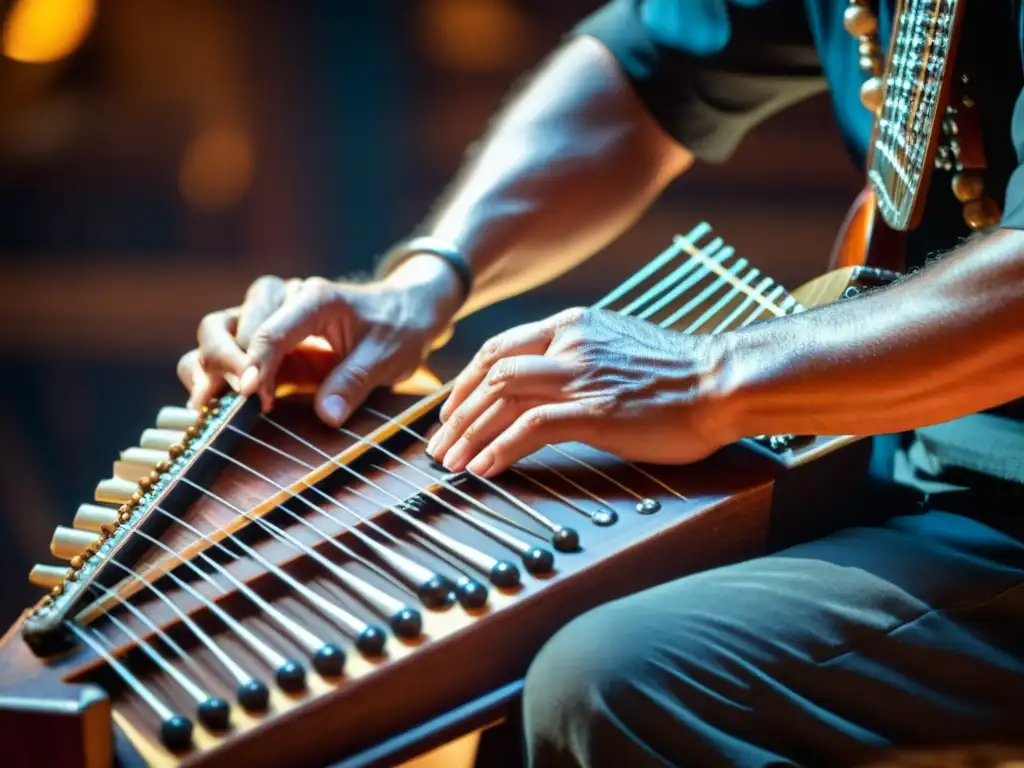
[477,491,1024,767]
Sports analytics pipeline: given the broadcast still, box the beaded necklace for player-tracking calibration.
[843,0,1002,231]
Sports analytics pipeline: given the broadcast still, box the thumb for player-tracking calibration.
[315,335,393,427]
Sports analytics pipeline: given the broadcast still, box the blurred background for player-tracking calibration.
[0,0,861,628]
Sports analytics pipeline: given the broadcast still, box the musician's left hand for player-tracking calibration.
[426,307,734,478]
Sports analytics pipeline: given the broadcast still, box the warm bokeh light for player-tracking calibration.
[179,124,254,211]
[2,0,95,64]
[420,0,525,72]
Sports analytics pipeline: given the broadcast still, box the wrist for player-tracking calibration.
[690,332,747,448]
[383,253,465,346]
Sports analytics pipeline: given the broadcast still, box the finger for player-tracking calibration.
[441,396,537,472]
[177,349,200,392]
[235,275,288,349]
[313,334,392,427]
[466,399,598,478]
[243,280,342,410]
[440,319,557,423]
[428,355,574,462]
[196,307,246,380]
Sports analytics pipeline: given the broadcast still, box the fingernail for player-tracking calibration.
[426,429,444,457]
[443,440,468,472]
[240,366,259,395]
[467,451,494,476]
[321,395,347,426]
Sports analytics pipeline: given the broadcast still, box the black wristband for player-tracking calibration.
[375,236,473,302]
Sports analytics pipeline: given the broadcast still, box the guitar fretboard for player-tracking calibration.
[868,0,960,230]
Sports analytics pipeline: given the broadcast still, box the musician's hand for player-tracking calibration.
[427,307,733,477]
[176,255,463,426]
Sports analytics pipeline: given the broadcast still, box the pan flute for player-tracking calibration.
[0,224,877,767]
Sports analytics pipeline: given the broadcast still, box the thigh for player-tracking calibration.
[523,511,1024,768]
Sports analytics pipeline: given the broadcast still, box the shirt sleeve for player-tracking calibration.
[999,89,1024,229]
[573,0,827,163]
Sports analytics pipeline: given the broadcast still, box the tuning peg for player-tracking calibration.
[120,447,169,467]
[95,477,138,505]
[73,503,119,533]
[156,406,200,430]
[29,564,69,589]
[51,526,101,560]
[140,429,186,451]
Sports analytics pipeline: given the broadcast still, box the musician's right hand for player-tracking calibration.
[176,254,464,427]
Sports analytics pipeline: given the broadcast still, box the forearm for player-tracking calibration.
[416,36,691,318]
[711,228,1024,441]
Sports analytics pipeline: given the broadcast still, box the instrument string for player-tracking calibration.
[207,442,458,599]
[636,246,735,321]
[67,621,195,750]
[664,260,758,332]
[130,525,346,678]
[364,411,620,525]
[89,613,203,702]
[710,278,776,334]
[370,461,555,576]
[86,581,234,735]
[194,449,422,600]
[592,222,712,310]
[219,429,489,609]
[87,580,208,684]
[150,506,385,655]
[99,560,273,714]
[618,237,724,317]
[336,425,569,546]
[176,477,424,639]
[110,557,299,691]
[258,415,525,589]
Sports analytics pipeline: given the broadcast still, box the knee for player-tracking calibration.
[521,598,689,755]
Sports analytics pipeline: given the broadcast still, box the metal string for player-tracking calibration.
[258,415,519,581]
[220,427,486,603]
[68,622,178,722]
[150,506,377,641]
[177,477,414,626]
[204,444,445,599]
[337,426,558,539]
[130,525,337,660]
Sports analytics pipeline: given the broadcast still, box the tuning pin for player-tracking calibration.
[113,461,145,482]
[29,564,68,589]
[73,504,119,533]
[95,477,139,505]
[51,526,101,560]
[156,406,200,431]
[140,429,186,451]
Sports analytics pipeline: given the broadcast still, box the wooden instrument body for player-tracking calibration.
[0,196,897,768]
[0,400,870,768]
